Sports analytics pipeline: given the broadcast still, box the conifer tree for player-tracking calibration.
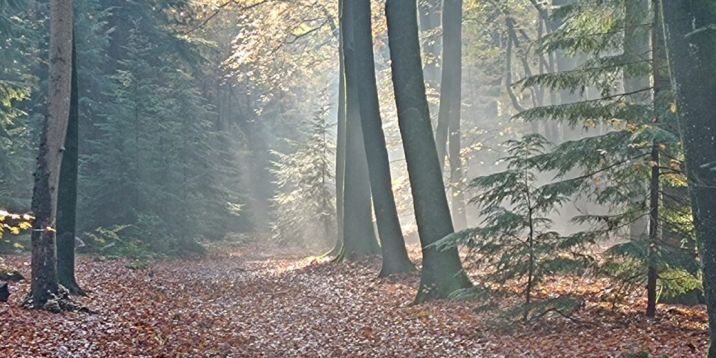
[271,105,336,250]
[516,0,694,316]
[437,134,586,321]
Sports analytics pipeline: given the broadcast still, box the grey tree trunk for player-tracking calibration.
[56,36,84,295]
[419,0,441,126]
[338,1,380,260]
[30,0,73,308]
[330,0,347,257]
[434,0,461,169]
[660,1,716,355]
[385,0,472,302]
[344,0,414,275]
[443,0,466,230]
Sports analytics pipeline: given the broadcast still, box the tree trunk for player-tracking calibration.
[623,0,650,262]
[338,1,380,261]
[329,0,347,257]
[646,0,668,319]
[30,0,73,308]
[434,0,462,170]
[419,0,441,127]
[385,0,472,302]
[646,139,659,318]
[660,1,716,355]
[344,0,414,275]
[443,0,467,230]
[56,36,84,295]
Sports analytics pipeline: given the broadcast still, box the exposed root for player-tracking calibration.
[22,285,94,314]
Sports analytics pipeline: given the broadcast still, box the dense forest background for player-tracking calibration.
[2,0,716,356]
[0,0,701,303]
[0,0,702,311]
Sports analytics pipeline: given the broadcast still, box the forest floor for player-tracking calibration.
[0,244,710,357]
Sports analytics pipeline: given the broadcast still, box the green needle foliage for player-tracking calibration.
[515,0,699,309]
[436,134,587,322]
[270,104,336,251]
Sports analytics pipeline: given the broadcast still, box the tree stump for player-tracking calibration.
[0,281,9,303]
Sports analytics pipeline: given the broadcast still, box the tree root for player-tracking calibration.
[22,285,94,314]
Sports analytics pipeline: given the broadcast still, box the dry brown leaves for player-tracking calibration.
[0,245,709,357]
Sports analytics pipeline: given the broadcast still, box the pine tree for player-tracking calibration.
[437,134,586,321]
[0,0,40,211]
[271,105,336,251]
[515,0,696,316]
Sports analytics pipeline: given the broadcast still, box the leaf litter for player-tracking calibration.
[0,245,708,357]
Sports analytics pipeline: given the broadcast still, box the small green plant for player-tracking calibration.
[436,135,592,322]
[83,225,155,259]
[125,259,150,271]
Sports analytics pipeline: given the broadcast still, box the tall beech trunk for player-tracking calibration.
[645,0,668,319]
[385,0,471,302]
[344,0,414,275]
[443,0,467,230]
[338,1,380,260]
[434,0,461,169]
[56,36,83,295]
[660,1,716,355]
[330,0,347,256]
[419,0,441,125]
[30,0,73,308]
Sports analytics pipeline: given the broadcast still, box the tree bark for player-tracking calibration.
[623,0,650,271]
[419,0,441,126]
[434,0,461,169]
[56,36,84,295]
[344,0,414,275]
[385,0,472,302]
[646,0,668,319]
[338,1,380,261]
[443,0,467,230]
[30,0,73,308]
[329,0,347,257]
[660,1,716,355]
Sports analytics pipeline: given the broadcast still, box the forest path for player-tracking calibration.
[0,246,485,357]
[1,245,709,357]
